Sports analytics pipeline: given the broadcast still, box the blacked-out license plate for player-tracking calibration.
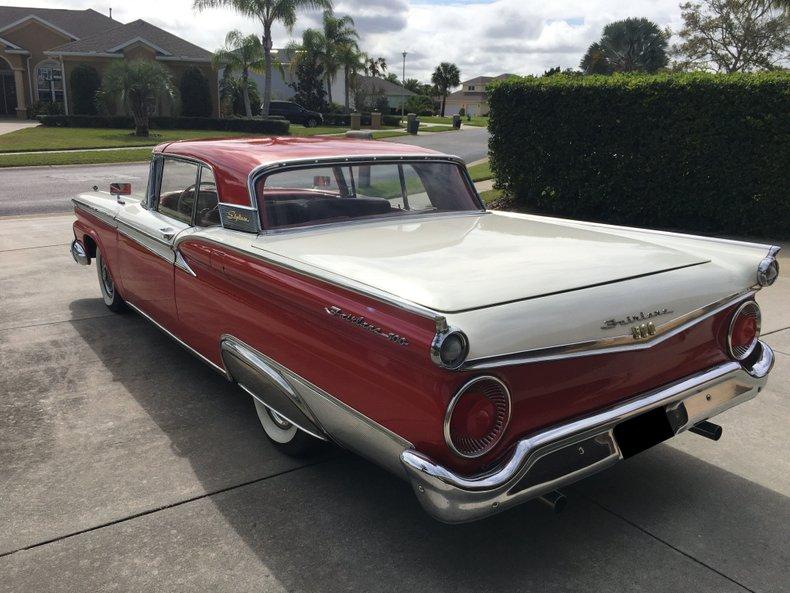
[613,407,675,459]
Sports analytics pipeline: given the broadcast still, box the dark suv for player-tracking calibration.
[267,101,323,127]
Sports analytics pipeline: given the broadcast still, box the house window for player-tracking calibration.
[467,85,474,91]
[36,61,64,104]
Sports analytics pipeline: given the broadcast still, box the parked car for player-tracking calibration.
[266,100,323,127]
[69,137,779,523]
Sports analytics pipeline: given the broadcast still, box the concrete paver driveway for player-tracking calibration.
[0,214,788,593]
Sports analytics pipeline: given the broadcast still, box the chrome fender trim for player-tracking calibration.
[219,335,413,476]
[401,342,774,523]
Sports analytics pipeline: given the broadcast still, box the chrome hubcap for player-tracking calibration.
[100,260,114,297]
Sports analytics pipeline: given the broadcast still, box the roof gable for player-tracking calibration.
[47,19,212,62]
[0,7,116,40]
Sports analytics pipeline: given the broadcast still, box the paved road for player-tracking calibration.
[0,215,788,592]
[0,128,490,218]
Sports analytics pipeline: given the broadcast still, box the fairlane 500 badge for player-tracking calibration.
[325,306,409,346]
[601,308,674,331]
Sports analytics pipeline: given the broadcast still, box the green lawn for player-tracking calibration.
[0,147,155,168]
[420,115,489,127]
[467,160,492,182]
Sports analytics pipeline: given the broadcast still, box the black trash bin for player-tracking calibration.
[406,113,420,134]
[452,114,461,129]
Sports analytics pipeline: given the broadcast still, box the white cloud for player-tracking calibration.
[2,0,685,82]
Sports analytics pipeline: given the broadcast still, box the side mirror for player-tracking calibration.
[110,182,132,204]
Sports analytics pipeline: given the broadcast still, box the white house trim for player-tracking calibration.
[0,15,78,40]
[44,51,124,59]
[107,37,173,56]
[0,35,23,50]
[156,56,211,63]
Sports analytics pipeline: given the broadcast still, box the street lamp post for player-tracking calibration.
[401,51,407,124]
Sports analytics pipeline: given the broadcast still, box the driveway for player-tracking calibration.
[0,214,787,592]
[0,128,490,217]
[0,120,39,136]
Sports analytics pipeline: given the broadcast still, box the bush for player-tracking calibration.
[488,72,790,239]
[27,100,64,119]
[179,67,213,117]
[321,113,402,127]
[404,95,435,116]
[37,114,289,134]
[69,65,101,115]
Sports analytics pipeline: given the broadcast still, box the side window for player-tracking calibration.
[195,166,220,227]
[158,159,199,224]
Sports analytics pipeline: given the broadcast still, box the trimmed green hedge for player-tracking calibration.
[322,113,402,127]
[488,72,790,238]
[37,115,290,135]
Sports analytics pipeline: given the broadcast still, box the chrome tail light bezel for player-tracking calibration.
[728,301,761,361]
[444,376,512,459]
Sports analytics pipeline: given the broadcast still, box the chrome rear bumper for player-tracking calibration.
[400,341,774,523]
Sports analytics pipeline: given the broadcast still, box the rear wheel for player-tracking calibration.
[96,249,125,312]
[253,399,322,457]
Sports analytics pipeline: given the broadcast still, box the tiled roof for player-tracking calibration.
[460,73,516,86]
[0,6,117,39]
[47,19,212,61]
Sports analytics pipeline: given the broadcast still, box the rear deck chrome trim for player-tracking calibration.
[400,342,773,523]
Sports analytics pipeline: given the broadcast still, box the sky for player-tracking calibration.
[3,0,686,82]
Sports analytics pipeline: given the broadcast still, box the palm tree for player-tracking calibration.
[103,59,173,136]
[194,0,333,116]
[317,11,358,105]
[431,62,460,117]
[580,18,669,74]
[365,56,388,78]
[336,41,364,111]
[213,30,266,117]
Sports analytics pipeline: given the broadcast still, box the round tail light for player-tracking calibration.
[728,301,761,361]
[445,376,511,458]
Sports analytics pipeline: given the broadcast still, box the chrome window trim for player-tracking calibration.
[464,290,755,369]
[444,376,512,459]
[246,154,485,235]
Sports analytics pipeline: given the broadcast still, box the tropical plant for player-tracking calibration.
[365,56,388,78]
[289,53,327,112]
[580,18,669,74]
[317,10,358,105]
[674,0,789,72]
[336,41,365,111]
[180,66,213,117]
[431,62,460,117]
[404,94,435,115]
[69,65,101,115]
[102,59,173,136]
[384,72,400,84]
[402,78,421,93]
[194,0,333,116]
[212,30,265,117]
[222,76,263,116]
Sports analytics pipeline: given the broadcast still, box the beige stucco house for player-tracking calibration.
[0,6,218,119]
[443,73,515,117]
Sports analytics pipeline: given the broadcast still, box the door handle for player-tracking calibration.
[159,227,176,241]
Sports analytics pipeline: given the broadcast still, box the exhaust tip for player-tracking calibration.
[538,490,567,514]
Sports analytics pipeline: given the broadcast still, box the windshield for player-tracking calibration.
[255,160,481,230]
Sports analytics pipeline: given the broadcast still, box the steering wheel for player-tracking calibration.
[175,183,197,219]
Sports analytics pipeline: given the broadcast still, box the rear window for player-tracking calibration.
[255,161,480,230]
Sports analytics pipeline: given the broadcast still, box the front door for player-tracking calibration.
[116,157,199,328]
[0,71,17,116]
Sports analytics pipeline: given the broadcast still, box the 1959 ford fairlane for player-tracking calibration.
[70,136,779,523]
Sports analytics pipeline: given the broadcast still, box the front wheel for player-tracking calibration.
[254,399,321,457]
[96,249,125,312]
[305,117,319,128]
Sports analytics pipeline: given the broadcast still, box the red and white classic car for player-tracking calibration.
[70,137,779,523]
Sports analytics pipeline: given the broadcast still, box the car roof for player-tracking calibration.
[153,136,446,206]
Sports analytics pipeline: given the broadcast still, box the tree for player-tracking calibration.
[212,30,265,117]
[103,59,173,136]
[289,52,328,112]
[674,0,789,72]
[317,10,358,105]
[365,56,387,78]
[580,18,669,74]
[180,66,213,116]
[220,75,262,116]
[431,62,460,116]
[384,72,399,83]
[336,41,364,111]
[402,78,421,93]
[404,94,435,115]
[70,65,101,115]
[194,0,332,116]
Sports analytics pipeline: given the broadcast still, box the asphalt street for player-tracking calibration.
[0,213,788,593]
[0,127,490,217]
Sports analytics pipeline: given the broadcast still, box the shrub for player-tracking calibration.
[179,67,213,117]
[488,72,790,239]
[69,65,101,115]
[404,95,435,116]
[37,115,289,134]
[27,100,64,119]
[321,113,402,127]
